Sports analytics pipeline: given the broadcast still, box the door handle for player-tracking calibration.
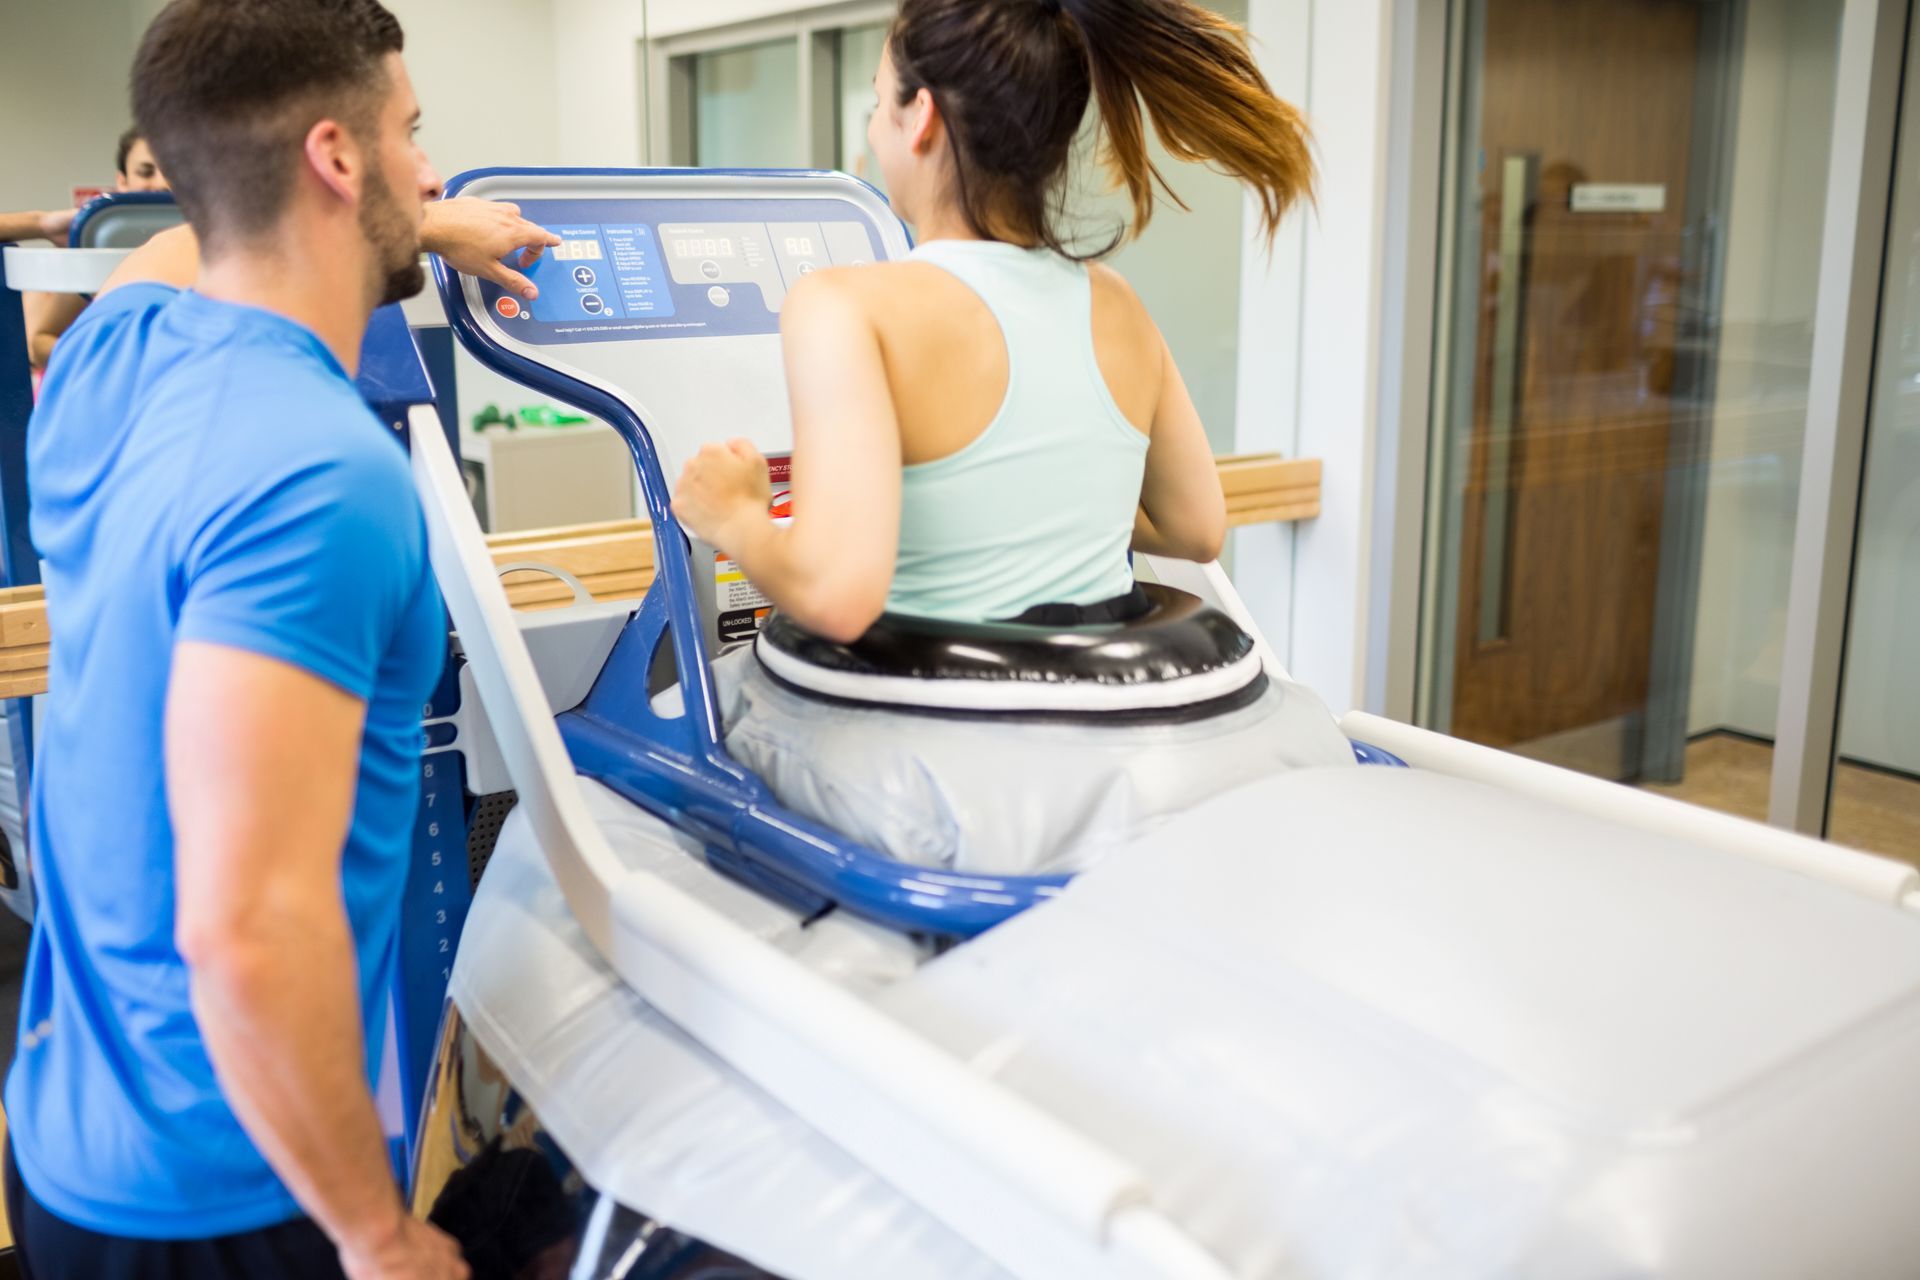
[1478,152,1537,646]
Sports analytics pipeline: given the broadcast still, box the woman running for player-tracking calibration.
[670,0,1313,640]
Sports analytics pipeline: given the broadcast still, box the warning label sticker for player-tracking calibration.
[714,454,791,645]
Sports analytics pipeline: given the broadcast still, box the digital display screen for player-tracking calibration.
[480,198,887,346]
[671,237,736,259]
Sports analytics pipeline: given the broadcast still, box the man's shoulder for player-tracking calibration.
[182,360,420,578]
[70,281,181,337]
[214,357,401,472]
[36,283,181,388]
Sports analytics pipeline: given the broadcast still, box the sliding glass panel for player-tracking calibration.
[1418,0,1845,821]
[838,22,892,193]
[1830,17,1920,864]
[691,38,801,168]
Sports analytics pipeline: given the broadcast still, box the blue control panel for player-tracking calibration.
[479,197,885,345]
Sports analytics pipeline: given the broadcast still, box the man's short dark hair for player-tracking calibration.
[114,126,143,176]
[131,0,405,249]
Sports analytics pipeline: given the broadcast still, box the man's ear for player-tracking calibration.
[908,87,943,156]
[301,118,361,206]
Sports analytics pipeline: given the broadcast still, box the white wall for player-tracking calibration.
[3,0,563,215]
[1266,0,1394,710]
[387,0,569,450]
[548,0,831,168]
[1685,0,1840,743]
[389,0,560,179]
[0,0,142,214]
[548,0,650,165]
[1228,0,1312,665]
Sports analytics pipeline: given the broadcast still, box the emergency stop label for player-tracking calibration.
[715,455,791,645]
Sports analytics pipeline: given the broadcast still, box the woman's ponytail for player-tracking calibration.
[888,0,1311,254]
[1058,0,1313,244]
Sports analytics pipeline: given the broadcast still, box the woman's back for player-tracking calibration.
[832,241,1163,621]
[669,0,1307,645]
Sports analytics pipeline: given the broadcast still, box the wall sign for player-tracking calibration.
[1569,183,1668,213]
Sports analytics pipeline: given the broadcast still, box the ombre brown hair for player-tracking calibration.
[887,0,1313,258]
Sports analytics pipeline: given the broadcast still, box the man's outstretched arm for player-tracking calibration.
[98,199,560,297]
[0,208,75,244]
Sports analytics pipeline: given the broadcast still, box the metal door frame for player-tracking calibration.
[1769,0,1913,833]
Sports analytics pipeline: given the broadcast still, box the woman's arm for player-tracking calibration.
[1132,329,1227,563]
[672,271,902,643]
[24,291,88,368]
[0,208,74,244]
[97,223,205,294]
[90,200,561,299]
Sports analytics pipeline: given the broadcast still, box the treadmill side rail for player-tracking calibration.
[1341,709,1919,906]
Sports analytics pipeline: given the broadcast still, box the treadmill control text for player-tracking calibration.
[513,223,675,325]
[476,197,885,346]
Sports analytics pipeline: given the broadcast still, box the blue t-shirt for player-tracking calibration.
[4,284,445,1238]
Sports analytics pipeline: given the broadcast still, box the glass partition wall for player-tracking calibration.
[1416,0,1920,862]
[1421,0,1842,788]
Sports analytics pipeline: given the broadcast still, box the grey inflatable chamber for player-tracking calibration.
[700,647,1358,875]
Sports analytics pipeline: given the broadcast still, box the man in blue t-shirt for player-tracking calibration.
[4,2,556,1277]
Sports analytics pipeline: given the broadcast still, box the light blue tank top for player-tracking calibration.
[887,240,1149,622]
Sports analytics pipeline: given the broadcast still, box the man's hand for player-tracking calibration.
[422,198,560,301]
[672,439,773,552]
[339,1212,469,1280]
[37,208,76,244]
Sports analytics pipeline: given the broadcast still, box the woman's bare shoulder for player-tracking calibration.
[786,261,989,340]
[1087,261,1156,335]
[1086,261,1164,431]
[792,260,952,300]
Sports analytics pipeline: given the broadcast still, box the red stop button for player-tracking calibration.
[495,296,520,319]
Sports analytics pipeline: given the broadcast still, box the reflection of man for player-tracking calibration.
[115,126,171,191]
[5,1,554,1278]
[25,127,174,369]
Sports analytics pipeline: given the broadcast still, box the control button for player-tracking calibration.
[495,296,520,319]
[707,286,730,308]
[580,293,605,315]
[700,260,722,280]
[796,261,816,276]
[572,266,597,287]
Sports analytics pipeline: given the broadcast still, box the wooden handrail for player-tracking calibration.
[0,453,1320,696]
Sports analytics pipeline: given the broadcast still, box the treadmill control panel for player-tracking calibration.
[476,197,885,346]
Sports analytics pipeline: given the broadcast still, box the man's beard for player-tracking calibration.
[360,166,425,307]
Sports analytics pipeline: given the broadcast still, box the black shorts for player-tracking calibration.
[4,1141,345,1280]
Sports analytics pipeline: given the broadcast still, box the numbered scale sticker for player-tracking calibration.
[715,455,792,645]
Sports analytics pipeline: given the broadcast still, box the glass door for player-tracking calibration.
[1419,0,1846,818]
[686,38,802,168]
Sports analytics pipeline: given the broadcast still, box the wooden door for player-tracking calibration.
[1448,0,1703,761]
